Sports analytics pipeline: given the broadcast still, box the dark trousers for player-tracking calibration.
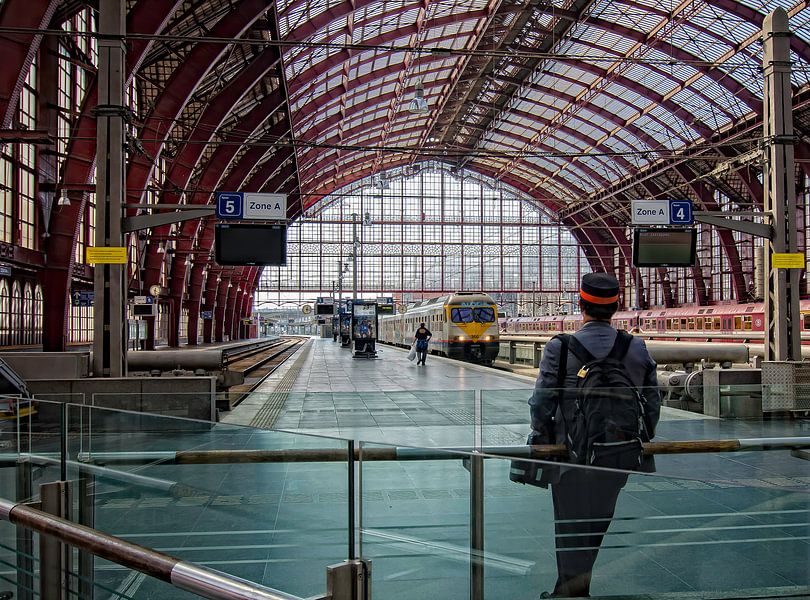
[417,349,427,363]
[550,469,627,597]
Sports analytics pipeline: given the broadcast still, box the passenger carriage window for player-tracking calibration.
[666,319,672,329]
[743,316,752,331]
[688,318,695,330]
[804,314,810,329]
[734,317,742,330]
[696,318,703,329]
[714,318,721,330]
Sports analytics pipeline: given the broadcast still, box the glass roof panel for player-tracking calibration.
[688,74,752,119]
[671,23,735,64]
[668,88,733,131]
[621,63,678,96]
[578,28,636,57]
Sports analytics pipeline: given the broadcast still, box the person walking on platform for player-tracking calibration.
[413,322,432,365]
[528,272,661,598]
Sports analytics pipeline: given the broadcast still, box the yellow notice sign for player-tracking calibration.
[772,253,806,269]
[86,247,127,264]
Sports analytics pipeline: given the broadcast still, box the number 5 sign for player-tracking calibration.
[216,192,244,219]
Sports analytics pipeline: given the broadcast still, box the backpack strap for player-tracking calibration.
[566,335,594,364]
[554,334,570,386]
[607,330,633,361]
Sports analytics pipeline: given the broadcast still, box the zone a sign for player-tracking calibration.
[631,200,693,225]
[216,192,287,220]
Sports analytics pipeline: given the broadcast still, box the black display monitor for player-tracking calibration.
[215,223,287,266]
[316,304,334,315]
[633,228,696,267]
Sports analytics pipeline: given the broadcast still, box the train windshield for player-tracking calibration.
[451,307,474,323]
[474,307,495,323]
[450,306,496,323]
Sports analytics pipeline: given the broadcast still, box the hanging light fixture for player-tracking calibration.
[57,190,71,207]
[157,241,166,254]
[408,78,429,115]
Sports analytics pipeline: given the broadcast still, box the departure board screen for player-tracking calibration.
[633,228,696,267]
[215,224,287,266]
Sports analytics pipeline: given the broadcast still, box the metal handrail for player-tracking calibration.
[0,497,304,600]
[8,436,798,465]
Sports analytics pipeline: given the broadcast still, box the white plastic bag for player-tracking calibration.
[407,344,417,361]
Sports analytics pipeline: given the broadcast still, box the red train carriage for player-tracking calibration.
[502,300,810,343]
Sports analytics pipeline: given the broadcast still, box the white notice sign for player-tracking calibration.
[631,200,670,225]
[242,193,287,220]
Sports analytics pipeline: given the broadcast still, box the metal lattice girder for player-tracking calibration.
[139,55,286,295]
[124,0,272,211]
[41,0,183,351]
[0,0,59,129]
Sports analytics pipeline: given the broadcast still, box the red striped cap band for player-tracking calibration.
[580,290,619,305]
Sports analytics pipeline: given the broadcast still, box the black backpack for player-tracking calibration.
[561,330,650,470]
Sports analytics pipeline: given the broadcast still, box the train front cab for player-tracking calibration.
[444,303,499,364]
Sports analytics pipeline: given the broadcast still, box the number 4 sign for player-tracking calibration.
[216,192,244,219]
[669,200,693,225]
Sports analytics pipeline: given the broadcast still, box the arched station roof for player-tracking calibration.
[3,0,810,347]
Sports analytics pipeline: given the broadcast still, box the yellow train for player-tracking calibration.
[378,292,500,364]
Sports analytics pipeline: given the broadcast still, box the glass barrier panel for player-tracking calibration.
[358,441,473,600]
[482,451,810,599]
[64,403,350,599]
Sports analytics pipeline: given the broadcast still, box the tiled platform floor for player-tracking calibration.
[225,338,707,446]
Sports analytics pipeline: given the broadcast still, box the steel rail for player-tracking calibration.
[0,454,213,498]
[47,437,810,465]
[0,497,303,600]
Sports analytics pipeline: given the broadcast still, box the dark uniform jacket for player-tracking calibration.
[528,320,661,479]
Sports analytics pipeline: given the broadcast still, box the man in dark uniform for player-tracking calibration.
[413,322,432,365]
[529,272,661,598]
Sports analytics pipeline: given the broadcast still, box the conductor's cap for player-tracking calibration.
[580,272,619,305]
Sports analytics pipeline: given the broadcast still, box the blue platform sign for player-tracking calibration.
[216,192,244,219]
[71,290,94,307]
[669,200,693,225]
[201,310,214,320]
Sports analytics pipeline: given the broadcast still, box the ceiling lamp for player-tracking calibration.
[409,78,429,115]
[57,190,71,207]
[157,241,166,254]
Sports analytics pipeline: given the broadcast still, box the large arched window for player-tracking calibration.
[258,163,589,316]
[22,282,33,345]
[0,279,10,346]
[11,280,22,346]
[33,283,43,345]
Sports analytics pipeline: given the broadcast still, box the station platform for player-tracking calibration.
[220,338,802,455]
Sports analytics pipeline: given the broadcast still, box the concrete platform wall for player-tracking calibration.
[26,377,217,424]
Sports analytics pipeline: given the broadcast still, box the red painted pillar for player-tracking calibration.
[214,277,229,343]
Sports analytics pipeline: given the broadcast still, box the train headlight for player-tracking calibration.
[483,335,491,341]
[456,335,466,341]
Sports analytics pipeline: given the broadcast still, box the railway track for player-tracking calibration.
[218,337,305,410]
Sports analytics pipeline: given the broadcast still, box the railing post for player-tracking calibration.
[40,481,72,600]
[509,341,516,364]
[470,390,484,600]
[15,459,33,600]
[323,439,372,600]
[533,343,542,368]
[78,474,95,599]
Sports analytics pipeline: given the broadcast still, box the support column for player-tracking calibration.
[93,0,127,376]
[762,8,802,362]
[214,278,229,342]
